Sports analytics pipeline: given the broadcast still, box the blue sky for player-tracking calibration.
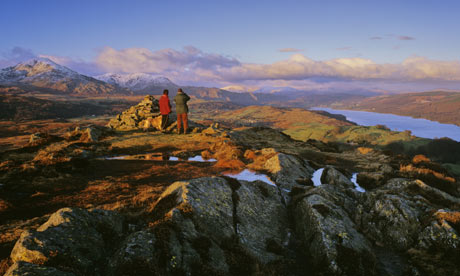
[1,0,460,92]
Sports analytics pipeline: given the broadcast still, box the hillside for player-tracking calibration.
[210,105,353,128]
[340,91,460,126]
[0,94,132,121]
[208,105,423,145]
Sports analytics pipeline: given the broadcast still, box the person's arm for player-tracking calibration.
[185,93,190,101]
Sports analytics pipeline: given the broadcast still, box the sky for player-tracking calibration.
[1,0,460,93]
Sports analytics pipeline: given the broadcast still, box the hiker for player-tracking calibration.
[159,89,172,132]
[174,88,190,134]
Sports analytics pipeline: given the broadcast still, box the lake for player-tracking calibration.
[312,107,460,142]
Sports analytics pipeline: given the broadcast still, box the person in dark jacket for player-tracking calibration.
[174,88,190,134]
[159,89,172,132]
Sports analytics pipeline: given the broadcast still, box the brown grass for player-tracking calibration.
[357,147,373,155]
[413,154,431,163]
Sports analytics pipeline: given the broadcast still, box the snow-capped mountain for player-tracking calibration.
[0,58,128,95]
[95,73,177,93]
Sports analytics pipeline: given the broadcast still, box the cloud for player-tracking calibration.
[0,47,36,68]
[370,35,415,41]
[93,47,460,85]
[4,46,459,93]
[397,35,415,40]
[336,47,352,51]
[96,46,240,75]
[278,48,303,53]
[39,55,104,75]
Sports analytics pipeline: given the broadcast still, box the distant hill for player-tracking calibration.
[0,94,129,120]
[207,105,424,146]
[211,105,354,129]
[0,58,129,96]
[340,91,460,126]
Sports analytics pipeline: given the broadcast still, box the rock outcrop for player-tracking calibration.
[8,208,124,275]
[264,152,315,190]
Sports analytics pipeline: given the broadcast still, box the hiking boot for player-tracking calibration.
[177,129,181,134]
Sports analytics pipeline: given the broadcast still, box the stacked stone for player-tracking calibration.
[107,95,161,130]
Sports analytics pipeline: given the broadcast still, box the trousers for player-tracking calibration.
[161,114,169,130]
[177,113,188,133]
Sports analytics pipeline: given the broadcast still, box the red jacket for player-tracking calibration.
[159,95,171,115]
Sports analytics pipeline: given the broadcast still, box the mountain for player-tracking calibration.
[95,73,178,93]
[338,91,460,126]
[0,58,129,95]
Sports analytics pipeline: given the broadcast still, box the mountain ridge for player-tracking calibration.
[0,58,130,96]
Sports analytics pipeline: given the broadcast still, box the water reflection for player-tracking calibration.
[188,155,217,162]
[351,173,366,193]
[312,168,324,186]
[224,169,276,187]
[103,153,216,162]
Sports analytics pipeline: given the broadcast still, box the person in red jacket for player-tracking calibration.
[159,89,172,132]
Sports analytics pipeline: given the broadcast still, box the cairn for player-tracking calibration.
[107,95,163,131]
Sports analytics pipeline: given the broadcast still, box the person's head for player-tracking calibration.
[163,89,169,95]
[178,88,183,93]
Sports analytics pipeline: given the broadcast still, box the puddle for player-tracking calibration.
[351,173,366,192]
[105,156,128,160]
[311,169,365,192]
[312,168,324,186]
[187,155,217,162]
[224,169,276,187]
[102,154,216,162]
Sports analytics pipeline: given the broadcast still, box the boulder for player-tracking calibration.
[150,176,293,274]
[264,153,315,190]
[417,209,460,251]
[9,208,124,275]
[321,166,355,189]
[236,180,290,263]
[109,230,158,276]
[294,190,376,275]
[151,177,233,274]
[357,172,386,190]
[4,261,76,276]
[361,179,426,250]
[65,126,102,142]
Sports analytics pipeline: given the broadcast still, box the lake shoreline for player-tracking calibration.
[312,107,460,142]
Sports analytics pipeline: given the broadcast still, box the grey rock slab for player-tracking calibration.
[10,207,124,275]
[264,153,315,190]
[321,166,355,189]
[154,177,235,241]
[4,261,76,276]
[294,192,376,275]
[236,180,290,263]
[109,230,158,275]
